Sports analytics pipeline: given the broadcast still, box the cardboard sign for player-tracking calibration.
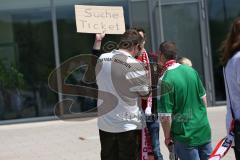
[75,5,125,34]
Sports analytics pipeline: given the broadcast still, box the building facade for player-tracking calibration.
[0,0,239,122]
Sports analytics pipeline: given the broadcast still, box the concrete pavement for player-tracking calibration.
[0,106,235,160]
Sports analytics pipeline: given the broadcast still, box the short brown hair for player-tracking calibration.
[131,27,145,34]
[118,29,144,50]
[159,41,177,60]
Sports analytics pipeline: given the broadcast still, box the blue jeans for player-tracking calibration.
[174,141,212,160]
[146,120,164,160]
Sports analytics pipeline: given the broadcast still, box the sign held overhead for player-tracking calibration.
[75,5,125,34]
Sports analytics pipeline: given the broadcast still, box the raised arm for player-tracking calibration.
[93,33,105,50]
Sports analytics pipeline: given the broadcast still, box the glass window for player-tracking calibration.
[55,0,130,62]
[208,0,240,101]
[54,0,154,115]
[55,0,130,114]
[0,0,57,120]
[161,2,205,82]
[129,0,151,51]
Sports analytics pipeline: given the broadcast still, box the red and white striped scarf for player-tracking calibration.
[137,49,152,110]
[159,60,176,77]
[137,49,154,159]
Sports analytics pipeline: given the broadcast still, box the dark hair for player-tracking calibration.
[159,41,177,60]
[118,29,144,50]
[220,17,240,66]
[131,27,145,34]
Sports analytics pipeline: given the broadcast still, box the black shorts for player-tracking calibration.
[99,129,141,160]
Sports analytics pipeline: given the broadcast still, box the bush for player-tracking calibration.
[0,58,24,89]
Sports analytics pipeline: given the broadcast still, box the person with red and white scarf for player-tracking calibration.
[134,27,163,160]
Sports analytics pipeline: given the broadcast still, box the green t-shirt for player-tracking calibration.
[157,64,211,146]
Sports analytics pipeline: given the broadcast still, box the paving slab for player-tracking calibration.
[0,106,235,160]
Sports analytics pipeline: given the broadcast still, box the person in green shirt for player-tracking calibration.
[157,41,212,160]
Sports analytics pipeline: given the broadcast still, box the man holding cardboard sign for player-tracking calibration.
[75,5,125,34]
[96,29,150,160]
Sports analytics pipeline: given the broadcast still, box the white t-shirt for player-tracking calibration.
[95,49,150,133]
[224,51,240,131]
